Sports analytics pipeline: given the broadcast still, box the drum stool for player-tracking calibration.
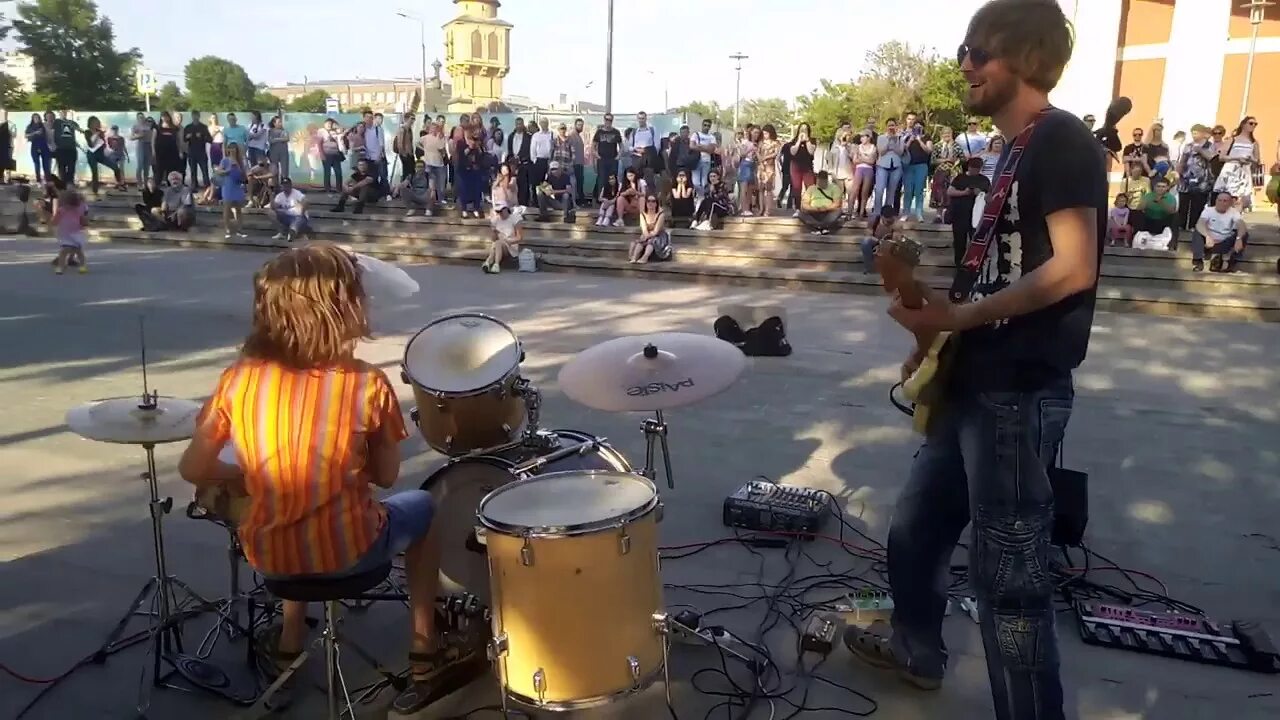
[246,563,396,720]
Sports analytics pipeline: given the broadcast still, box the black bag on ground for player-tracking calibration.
[714,315,791,357]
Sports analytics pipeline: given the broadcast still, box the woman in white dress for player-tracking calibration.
[1213,116,1261,210]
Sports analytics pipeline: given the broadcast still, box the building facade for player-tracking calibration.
[1,51,37,93]
[265,78,453,114]
[443,0,511,112]
[1053,0,1277,161]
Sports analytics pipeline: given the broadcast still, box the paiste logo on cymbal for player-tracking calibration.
[627,378,695,397]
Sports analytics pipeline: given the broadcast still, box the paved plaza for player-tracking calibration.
[1,238,1278,719]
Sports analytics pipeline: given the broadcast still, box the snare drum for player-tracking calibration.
[191,445,249,527]
[422,429,631,603]
[481,470,665,710]
[403,313,529,456]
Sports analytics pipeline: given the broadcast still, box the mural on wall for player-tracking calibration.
[2,110,689,192]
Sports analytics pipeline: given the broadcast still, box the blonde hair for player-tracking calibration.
[966,0,1073,93]
[242,243,369,369]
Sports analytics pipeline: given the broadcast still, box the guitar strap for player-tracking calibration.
[949,107,1053,303]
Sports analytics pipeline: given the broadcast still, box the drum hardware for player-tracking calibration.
[641,409,676,489]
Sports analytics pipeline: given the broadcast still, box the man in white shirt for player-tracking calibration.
[530,118,554,187]
[1192,190,1248,273]
[420,122,448,206]
[690,118,718,198]
[365,113,388,195]
[957,117,989,159]
[271,178,310,242]
[632,111,658,173]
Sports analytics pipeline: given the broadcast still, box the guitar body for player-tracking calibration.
[901,332,952,434]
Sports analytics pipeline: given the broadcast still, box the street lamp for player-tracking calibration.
[729,53,748,131]
[646,71,669,113]
[605,0,615,113]
[1240,0,1273,117]
[396,10,430,116]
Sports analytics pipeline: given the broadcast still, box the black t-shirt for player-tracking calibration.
[184,122,211,148]
[949,172,991,226]
[547,172,571,191]
[1121,142,1145,172]
[594,127,621,161]
[906,136,931,165]
[951,108,1107,392]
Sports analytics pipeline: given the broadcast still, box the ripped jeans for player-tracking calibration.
[887,375,1071,720]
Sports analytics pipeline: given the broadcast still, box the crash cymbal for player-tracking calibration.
[558,333,746,412]
[66,396,201,445]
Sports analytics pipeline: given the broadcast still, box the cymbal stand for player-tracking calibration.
[641,410,675,490]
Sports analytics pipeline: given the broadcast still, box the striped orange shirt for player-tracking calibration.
[197,357,408,576]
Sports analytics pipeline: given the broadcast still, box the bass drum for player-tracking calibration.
[421,429,632,604]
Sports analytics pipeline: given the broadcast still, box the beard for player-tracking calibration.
[964,74,1019,117]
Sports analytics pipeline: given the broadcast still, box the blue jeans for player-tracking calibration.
[692,159,712,199]
[1190,230,1246,262]
[427,165,448,205]
[274,211,310,234]
[322,153,344,192]
[903,163,929,218]
[887,376,1071,720]
[859,237,879,271]
[873,165,902,216]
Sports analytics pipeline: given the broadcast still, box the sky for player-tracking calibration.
[77,0,987,112]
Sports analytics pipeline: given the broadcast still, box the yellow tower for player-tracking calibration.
[443,0,511,112]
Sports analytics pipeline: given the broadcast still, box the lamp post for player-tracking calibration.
[1240,0,1273,117]
[646,71,669,113]
[729,53,748,131]
[396,11,430,115]
[605,0,615,113]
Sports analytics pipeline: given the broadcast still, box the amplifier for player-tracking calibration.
[723,480,829,537]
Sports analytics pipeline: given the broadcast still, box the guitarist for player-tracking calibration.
[843,3,1106,720]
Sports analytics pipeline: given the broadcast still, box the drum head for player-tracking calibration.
[480,471,656,536]
[403,313,521,395]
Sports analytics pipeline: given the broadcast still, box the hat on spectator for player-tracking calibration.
[549,161,562,170]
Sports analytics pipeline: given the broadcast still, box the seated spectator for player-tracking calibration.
[669,169,696,224]
[691,169,733,231]
[491,161,518,212]
[135,171,194,231]
[630,195,672,264]
[1137,177,1177,236]
[398,159,435,217]
[1192,191,1248,273]
[595,173,620,226]
[483,201,524,274]
[1122,164,1150,230]
[537,161,575,223]
[798,171,845,235]
[1107,193,1133,247]
[271,178,310,241]
[614,166,645,227]
[332,158,381,214]
[858,207,901,273]
[246,160,274,208]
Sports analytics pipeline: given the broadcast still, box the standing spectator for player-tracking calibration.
[1082,114,1096,132]
[930,126,961,218]
[331,158,380,214]
[691,118,719,199]
[830,123,855,216]
[172,112,188,182]
[691,169,732,231]
[1122,163,1151,229]
[1168,129,1186,170]
[208,114,224,167]
[507,117,533,205]
[130,113,153,187]
[317,119,346,193]
[592,113,621,201]
[1122,127,1150,176]
[271,178,310,241]
[1213,117,1261,209]
[978,135,1004,182]
[798,171,845,235]
[105,125,128,190]
[421,121,448,206]
[850,132,877,218]
[345,114,367,168]
[267,116,290,186]
[957,117,988,159]
[901,121,933,222]
[872,119,903,216]
[777,134,793,210]
[946,157,991,266]
[398,159,435,217]
[737,127,760,216]
[371,114,391,191]
[222,114,248,166]
[551,124,576,198]
[631,111,659,175]
[1177,124,1215,232]
[0,111,12,184]
[26,113,53,183]
[756,124,781,217]
[247,111,269,166]
[52,110,81,184]
[570,118,588,206]
[394,112,417,183]
[214,142,248,239]
[1192,190,1248,272]
[153,112,183,184]
[183,111,212,189]
[455,134,486,218]
[630,195,672,264]
[1144,123,1170,175]
[530,118,554,188]
[787,123,817,216]
[81,117,122,198]
[537,161,575,223]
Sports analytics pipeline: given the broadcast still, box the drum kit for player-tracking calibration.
[63,312,748,717]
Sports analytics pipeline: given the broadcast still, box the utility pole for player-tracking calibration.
[729,53,748,131]
[1240,0,1273,117]
[605,0,615,113]
[397,11,430,114]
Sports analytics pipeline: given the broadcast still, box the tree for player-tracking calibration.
[184,56,254,110]
[919,59,969,130]
[13,0,140,107]
[0,74,27,107]
[285,89,329,113]
[155,81,189,111]
[674,100,732,128]
[736,98,792,132]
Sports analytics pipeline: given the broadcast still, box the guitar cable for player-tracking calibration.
[888,382,915,418]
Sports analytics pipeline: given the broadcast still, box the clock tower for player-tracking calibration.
[442,0,511,112]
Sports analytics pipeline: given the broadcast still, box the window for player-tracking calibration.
[471,29,483,59]
[488,32,498,61]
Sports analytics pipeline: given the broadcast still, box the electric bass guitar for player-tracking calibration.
[875,236,953,434]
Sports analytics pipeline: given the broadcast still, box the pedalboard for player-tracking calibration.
[723,480,830,537]
[1075,601,1280,673]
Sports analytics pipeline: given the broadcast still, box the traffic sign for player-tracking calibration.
[135,66,157,96]
[325,96,340,115]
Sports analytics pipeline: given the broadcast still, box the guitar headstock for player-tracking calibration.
[874,235,924,300]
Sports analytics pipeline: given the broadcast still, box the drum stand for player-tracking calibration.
[640,410,675,490]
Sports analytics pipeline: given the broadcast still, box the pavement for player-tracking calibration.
[1,237,1278,720]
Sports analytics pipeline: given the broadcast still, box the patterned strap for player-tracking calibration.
[949,108,1053,303]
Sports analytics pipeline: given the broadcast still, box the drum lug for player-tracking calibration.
[445,435,454,452]
[532,668,546,703]
[655,502,665,524]
[487,633,508,661]
[520,534,534,566]
[618,527,631,555]
[400,369,410,385]
[409,407,420,428]
[627,656,641,690]
[652,612,670,636]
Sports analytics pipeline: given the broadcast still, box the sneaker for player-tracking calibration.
[481,261,492,273]
[225,232,232,239]
[236,232,248,238]
[741,210,754,217]
[792,211,800,218]
[820,228,831,236]
[844,621,943,691]
[271,232,284,240]
[613,219,625,228]
[1192,260,1204,272]
[811,229,823,236]
[405,210,417,218]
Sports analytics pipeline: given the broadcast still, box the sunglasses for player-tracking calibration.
[956,43,992,67]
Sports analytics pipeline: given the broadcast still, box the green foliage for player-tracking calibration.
[184,56,255,110]
[155,81,190,111]
[13,0,140,107]
[675,97,793,132]
[0,73,27,107]
[251,90,283,113]
[285,89,330,113]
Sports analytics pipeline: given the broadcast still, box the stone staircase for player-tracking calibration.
[52,194,1280,321]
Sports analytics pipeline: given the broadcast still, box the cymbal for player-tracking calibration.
[66,396,201,445]
[558,333,746,412]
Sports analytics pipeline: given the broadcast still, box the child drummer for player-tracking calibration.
[179,243,476,713]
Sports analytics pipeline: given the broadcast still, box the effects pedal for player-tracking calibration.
[723,480,830,537]
[801,613,844,656]
[1075,602,1280,673]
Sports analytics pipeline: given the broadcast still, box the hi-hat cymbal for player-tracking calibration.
[66,396,201,445]
[558,333,746,412]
